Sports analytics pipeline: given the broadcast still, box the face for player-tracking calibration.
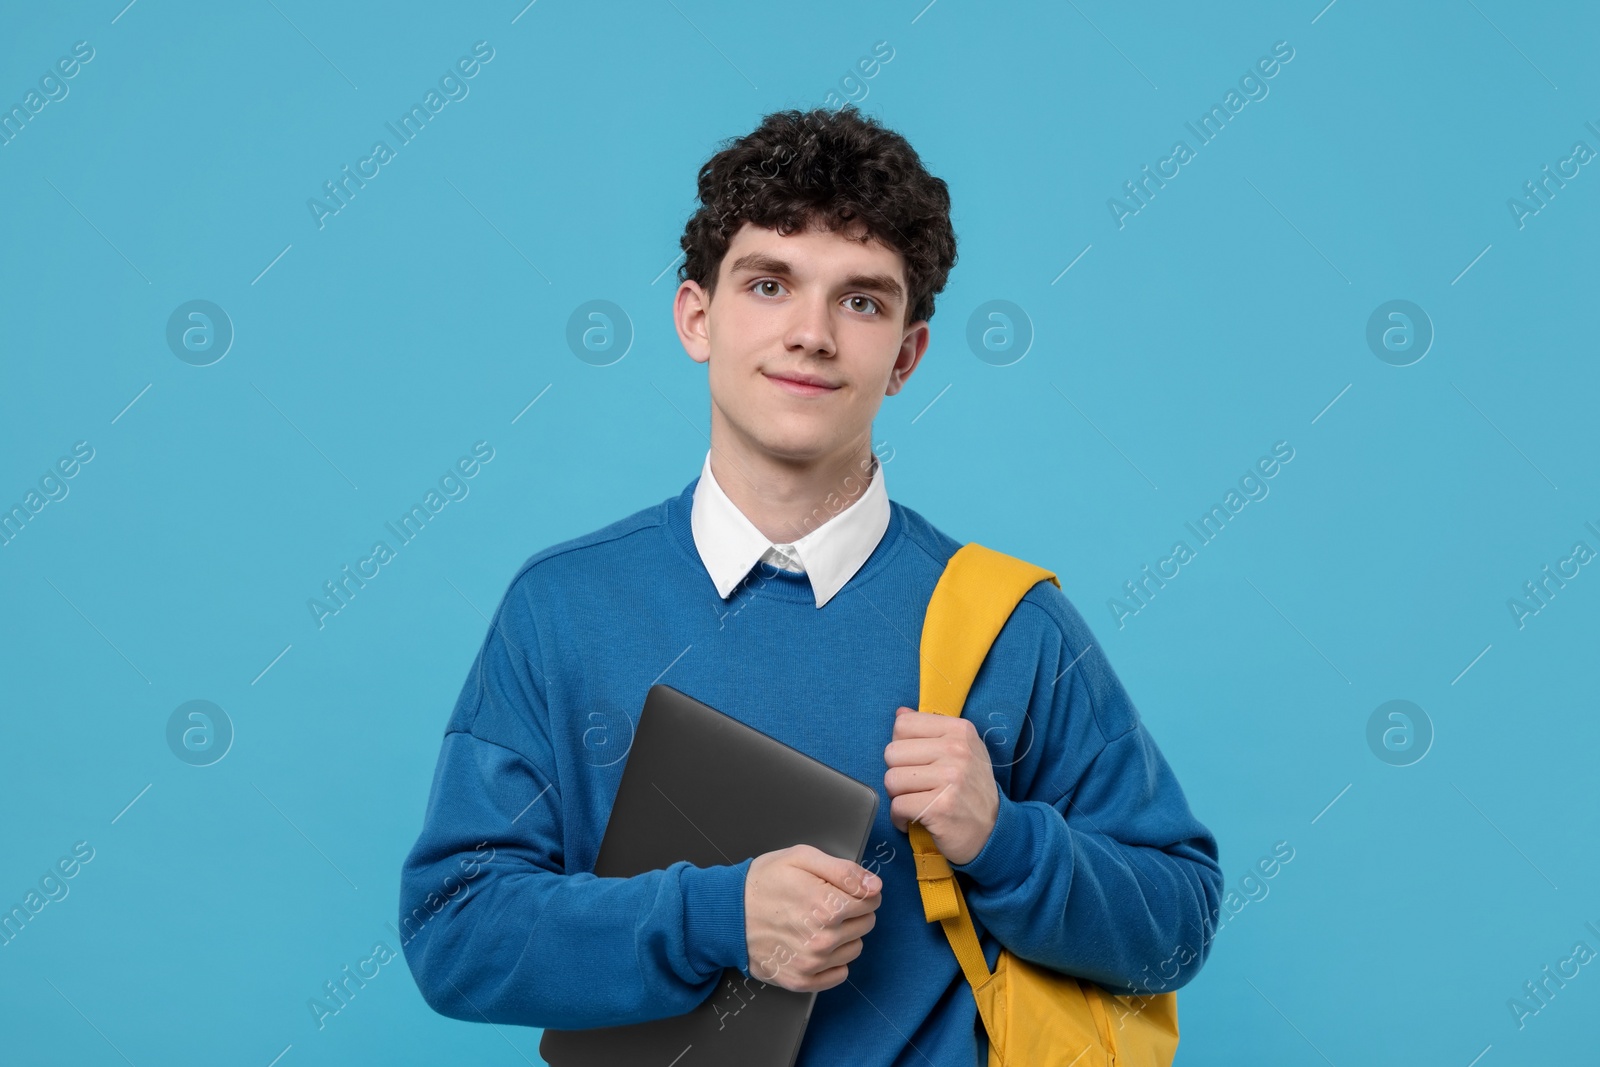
[675,220,928,468]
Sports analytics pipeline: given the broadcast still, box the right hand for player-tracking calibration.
[743,843,883,993]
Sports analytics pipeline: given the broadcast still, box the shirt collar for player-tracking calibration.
[690,449,890,609]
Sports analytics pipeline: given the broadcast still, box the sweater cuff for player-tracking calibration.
[681,857,753,980]
[949,790,1040,891]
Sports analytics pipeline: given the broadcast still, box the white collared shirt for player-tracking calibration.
[690,449,890,608]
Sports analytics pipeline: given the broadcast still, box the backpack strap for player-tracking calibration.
[909,542,1060,996]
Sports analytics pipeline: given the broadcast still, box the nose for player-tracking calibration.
[784,291,836,357]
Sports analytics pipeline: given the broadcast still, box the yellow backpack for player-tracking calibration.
[909,543,1181,1067]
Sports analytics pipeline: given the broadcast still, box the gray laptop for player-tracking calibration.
[538,683,880,1067]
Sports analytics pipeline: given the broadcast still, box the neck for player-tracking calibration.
[707,417,878,546]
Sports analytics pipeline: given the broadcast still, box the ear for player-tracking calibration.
[675,279,713,365]
[884,320,929,397]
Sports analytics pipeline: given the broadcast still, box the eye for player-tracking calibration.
[845,295,880,315]
[751,279,786,298]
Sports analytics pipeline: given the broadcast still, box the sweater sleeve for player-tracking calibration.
[947,592,1223,995]
[398,575,754,1029]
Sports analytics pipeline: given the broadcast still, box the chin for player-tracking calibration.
[741,419,834,460]
[752,436,830,463]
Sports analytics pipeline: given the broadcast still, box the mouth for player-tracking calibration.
[764,371,841,397]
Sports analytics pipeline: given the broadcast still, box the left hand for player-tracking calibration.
[883,706,998,866]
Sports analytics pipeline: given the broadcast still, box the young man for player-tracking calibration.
[400,106,1223,1065]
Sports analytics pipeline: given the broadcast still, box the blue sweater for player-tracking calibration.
[399,475,1223,1065]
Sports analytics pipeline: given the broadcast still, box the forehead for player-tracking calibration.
[720,220,906,281]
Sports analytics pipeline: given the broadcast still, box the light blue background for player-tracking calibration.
[3,1,1596,1063]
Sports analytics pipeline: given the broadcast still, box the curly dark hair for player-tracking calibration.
[678,106,957,326]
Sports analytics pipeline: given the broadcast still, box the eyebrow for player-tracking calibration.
[726,253,905,305]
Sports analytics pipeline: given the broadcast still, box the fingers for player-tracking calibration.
[801,863,882,922]
[831,911,877,943]
[884,735,969,768]
[883,761,960,796]
[817,934,866,971]
[823,883,883,923]
[797,913,876,961]
[890,708,970,739]
[799,962,851,992]
[773,919,874,992]
[787,843,881,898]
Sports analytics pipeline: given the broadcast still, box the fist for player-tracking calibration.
[883,706,998,866]
[744,844,883,993]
